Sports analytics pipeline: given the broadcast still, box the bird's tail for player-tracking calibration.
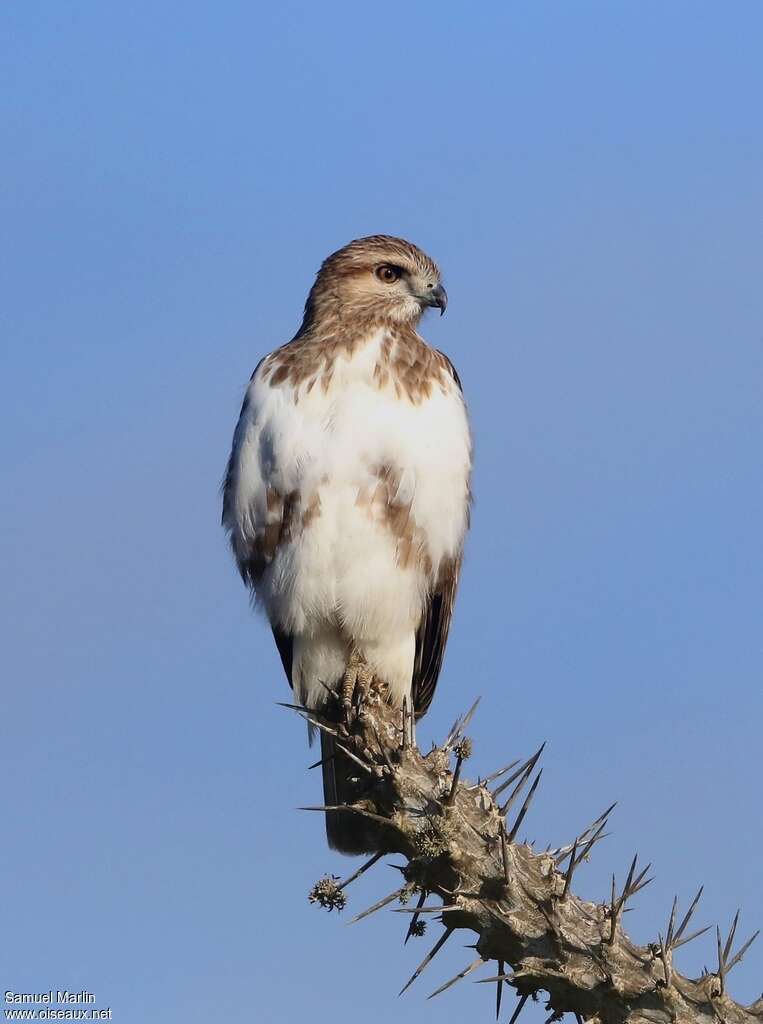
[321,733,379,855]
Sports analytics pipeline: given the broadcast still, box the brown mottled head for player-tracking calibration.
[300,235,447,330]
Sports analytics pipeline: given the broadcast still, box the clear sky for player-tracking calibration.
[2,3,761,1022]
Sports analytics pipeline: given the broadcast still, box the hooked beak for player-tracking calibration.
[424,283,448,316]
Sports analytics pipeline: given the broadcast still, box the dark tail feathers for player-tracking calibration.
[321,733,380,855]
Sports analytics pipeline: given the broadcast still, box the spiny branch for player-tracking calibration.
[294,699,760,1024]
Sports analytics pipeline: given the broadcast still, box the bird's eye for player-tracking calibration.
[375,264,402,284]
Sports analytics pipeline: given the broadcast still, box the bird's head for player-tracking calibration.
[302,235,447,329]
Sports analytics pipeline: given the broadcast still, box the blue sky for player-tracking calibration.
[2,3,761,1022]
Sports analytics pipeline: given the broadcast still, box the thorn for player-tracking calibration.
[631,864,653,896]
[337,851,384,891]
[446,748,465,805]
[608,873,618,943]
[658,931,672,987]
[561,839,578,900]
[349,887,406,925]
[307,754,334,770]
[316,678,339,699]
[497,763,534,816]
[723,909,740,963]
[500,822,510,885]
[591,801,618,828]
[622,853,639,898]
[554,802,616,866]
[399,928,454,995]
[673,886,704,945]
[427,956,484,999]
[507,992,530,1024]
[715,909,758,979]
[635,877,655,898]
[283,707,342,739]
[470,758,521,791]
[673,925,711,950]
[666,895,678,949]
[275,700,311,712]
[490,760,530,800]
[404,890,426,945]
[716,925,725,994]
[459,696,481,731]
[726,929,760,974]
[573,802,617,852]
[572,817,610,868]
[493,743,545,801]
[393,904,460,914]
[298,804,391,826]
[333,740,374,775]
[506,769,543,843]
[496,960,504,1020]
[444,698,481,748]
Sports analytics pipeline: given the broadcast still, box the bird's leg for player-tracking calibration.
[340,648,361,727]
[353,657,385,763]
[355,659,375,709]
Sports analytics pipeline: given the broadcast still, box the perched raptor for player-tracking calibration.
[222,235,472,852]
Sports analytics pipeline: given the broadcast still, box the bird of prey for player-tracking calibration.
[222,235,472,853]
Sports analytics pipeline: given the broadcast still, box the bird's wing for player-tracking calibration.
[411,350,469,717]
[270,626,294,688]
[411,554,463,716]
[221,356,297,687]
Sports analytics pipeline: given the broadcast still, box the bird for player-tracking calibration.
[222,235,472,853]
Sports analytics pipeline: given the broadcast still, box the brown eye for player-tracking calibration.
[375,264,402,284]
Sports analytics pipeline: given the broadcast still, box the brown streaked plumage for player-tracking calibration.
[263,324,456,404]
